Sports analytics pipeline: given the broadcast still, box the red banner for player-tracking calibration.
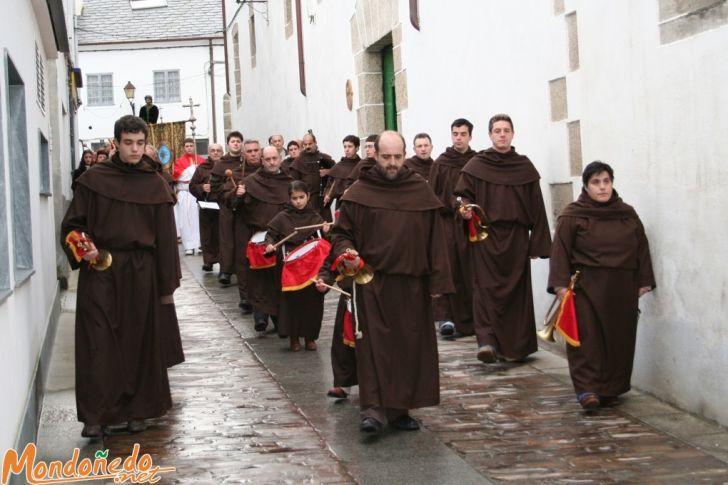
[555,288,580,347]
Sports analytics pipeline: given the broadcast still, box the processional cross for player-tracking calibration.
[182,97,201,157]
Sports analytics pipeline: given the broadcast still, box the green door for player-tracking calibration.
[381,46,397,130]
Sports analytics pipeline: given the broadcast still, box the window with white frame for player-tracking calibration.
[87,73,114,106]
[153,70,180,103]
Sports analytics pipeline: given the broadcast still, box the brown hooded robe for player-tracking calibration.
[189,157,220,266]
[548,189,655,397]
[430,147,477,334]
[454,147,552,359]
[332,165,454,412]
[60,155,181,426]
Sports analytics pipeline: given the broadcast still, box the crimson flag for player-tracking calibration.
[555,288,580,347]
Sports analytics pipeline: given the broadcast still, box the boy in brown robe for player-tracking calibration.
[189,143,223,272]
[332,131,454,435]
[430,119,477,338]
[61,115,180,439]
[404,132,435,181]
[454,114,552,364]
[210,131,244,286]
[322,135,361,208]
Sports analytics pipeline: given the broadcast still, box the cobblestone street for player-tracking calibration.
[37,254,728,484]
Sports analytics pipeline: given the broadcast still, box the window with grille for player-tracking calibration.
[35,43,46,114]
[154,70,180,103]
[87,73,114,106]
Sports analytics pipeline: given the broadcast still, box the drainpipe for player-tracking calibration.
[295,0,306,96]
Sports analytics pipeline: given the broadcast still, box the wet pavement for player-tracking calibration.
[36,253,728,484]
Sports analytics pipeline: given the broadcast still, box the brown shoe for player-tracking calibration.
[477,345,497,363]
[290,337,301,351]
[305,339,317,351]
[578,393,600,410]
[327,387,348,399]
[81,424,104,439]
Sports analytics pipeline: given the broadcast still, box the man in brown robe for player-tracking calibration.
[404,133,435,181]
[227,146,291,331]
[60,115,180,439]
[430,119,477,338]
[548,161,655,409]
[210,131,245,287]
[454,114,551,363]
[332,131,454,435]
[345,134,377,188]
[190,143,223,272]
[281,140,300,175]
[289,132,334,218]
[322,135,360,209]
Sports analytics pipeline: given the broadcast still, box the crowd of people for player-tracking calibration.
[61,113,655,440]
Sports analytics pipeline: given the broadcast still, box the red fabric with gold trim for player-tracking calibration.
[64,230,93,262]
[468,213,482,242]
[281,238,332,291]
[342,303,355,348]
[555,288,580,347]
[247,231,276,269]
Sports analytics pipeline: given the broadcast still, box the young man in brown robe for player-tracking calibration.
[404,133,435,181]
[190,143,223,272]
[332,131,454,435]
[280,140,300,175]
[289,132,334,218]
[322,135,361,209]
[345,134,377,188]
[210,131,245,287]
[549,161,655,409]
[454,114,551,364]
[60,115,181,439]
[430,119,477,338]
[227,146,291,331]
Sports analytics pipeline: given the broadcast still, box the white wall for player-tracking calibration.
[0,0,73,451]
[225,0,728,426]
[228,0,357,156]
[77,43,226,149]
[572,0,728,425]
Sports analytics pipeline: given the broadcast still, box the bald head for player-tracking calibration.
[374,131,406,180]
[261,145,282,173]
[208,143,223,161]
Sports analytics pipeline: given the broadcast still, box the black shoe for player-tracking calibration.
[202,263,213,272]
[127,419,147,433]
[218,272,231,285]
[238,299,253,314]
[389,414,421,431]
[81,424,104,439]
[360,417,383,435]
[254,313,268,332]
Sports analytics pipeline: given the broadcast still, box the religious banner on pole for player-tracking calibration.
[147,121,186,172]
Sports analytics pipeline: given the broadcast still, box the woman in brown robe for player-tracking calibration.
[266,181,330,351]
[189,147,222,271]
[548,161,655,409]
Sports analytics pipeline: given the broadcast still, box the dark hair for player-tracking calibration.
[365,134,377,143]
[582,160,614,186]
[488,113,514,133]
[144,95,152,101]
[342,135,360,147]
[227,130,244,143]
[451,118,474,136]
[289,180,309,195]
[374,130,406,152]
[287,140,300,149]
[413,133,431,144]
[95,149,108,158]
[114,115,148,142]
[183,137,194,145]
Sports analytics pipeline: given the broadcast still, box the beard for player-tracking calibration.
[376,165,400,180]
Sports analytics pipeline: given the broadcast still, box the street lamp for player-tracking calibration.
[123,81,136,114]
